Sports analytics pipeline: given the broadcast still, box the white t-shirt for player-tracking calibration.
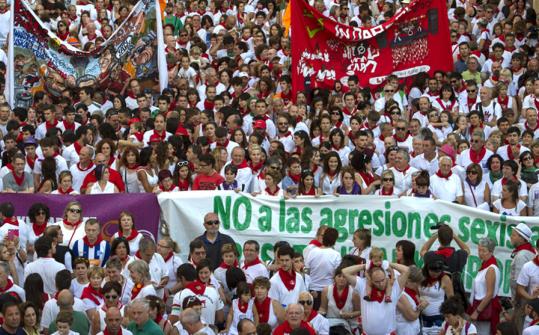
[305,247,342,291]
[492,199,527,216]
[171,285,224,325]
[430,173,463,202]
[440,321,477,335]
[268,271,306,307]
[24,257,67,295]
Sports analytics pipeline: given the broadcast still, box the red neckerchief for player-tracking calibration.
[333,285,349,309]
[32,222,47,237]
[178,179,190,191]
[307,309,318,322]
[425,274,443,286]
[381,187,394,196]
[249,161,265,174]
[288,172,301,184]
[131,283,144,300]
[436,98,456,111]
[74,141,83,155]
[57,187,74,195]
[119,228,139,242]
[511,243,536,258]
[83,235,103,248]
[216,139,229,148]
[279,321,314,334]
[395,165,410,174]
[342,107,356,116]
[63,219,82,228]
[163,251,174,263]
[394,133,409,143]
[525,121,539,132]
[81,285,103,305]
[0,279,14,293]
[467,97,477,109]
[63,120,75,132]
[327,169,338,178]
[530,319,539,327]
[278,269,296,291]
[265,186,280,196]
[435,169,452,180]
[501,177,516,186]
[77,162,94,172]
[497,95,508,109]
[153,129,166,141]
[479,255,498,271]
[12,170,25,186]
[159,184,176,192]
[359,171,375,186]
[238,299,249,313]
[278,131,292,138]
[185,280,206,295]
[507,144,520,161]
[436,247,455,258]
[301,186,316,195]
[234,159,249,169]
[533,255,539,266]
[219,259,239,269]
[469,147,486,164]
[127,163,140,170]
[154,314,163,325]
[57,30,69,40]
[133,131,144,142]
[243,257,262,270]
[45,120,58,129]
[107,156,115,167]
[103,327,121,335]
[369,286,385,303]
[335,121,343,129]
[255,297,271,323]
[404,287,420,306]
[26,156,35,170]
[309,239,322,247]
[3,217,19,226]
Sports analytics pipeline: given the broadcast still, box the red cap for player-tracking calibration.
[175,125,189,137]
[128,117,141,126]
[148,134,162,144]
[253,120,266,130]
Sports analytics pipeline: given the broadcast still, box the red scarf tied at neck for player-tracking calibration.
[479,255,498,271]
[185,280,206,295]
[333,285,349,309]
[81,285,103,305]
[255,297,271,323]
[435,169,453,180]
[119,228,139,242]
[278,269,296,291]
[511,242,536,259]
[242,257,262,270]
[469,147,486,164]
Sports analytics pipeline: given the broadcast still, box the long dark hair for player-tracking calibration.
[395,240,416,266]
[24,274,46,312]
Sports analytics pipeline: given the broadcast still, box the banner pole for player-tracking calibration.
[5,0,14,108]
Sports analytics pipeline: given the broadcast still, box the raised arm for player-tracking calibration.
[342,264,366,288]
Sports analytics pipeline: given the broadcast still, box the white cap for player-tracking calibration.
[513,223,532,242]
[238,71,249,78]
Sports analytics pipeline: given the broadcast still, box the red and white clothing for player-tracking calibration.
[307,311,329,335]
[220,161,252,192]
[389,165,419,195]
[273,321,316,335]
[0,216,30,248]
[472,100,502,123]
[491,178,528,201]
[326,284,358,333]
[96,328,133,335]
[121,283,156,303]
[80,285,104,310]
[410,153,439,176]
[0,280,25,301]
[162,252,183,293]
[57,120,81,134]
[396,289,421,335]
[432,98,460,113]
[457,148,494,172]
[523,322,539,335]
[241,257,269,284]
[210,140,239,161]
[228,298,255,335]
[254,297,279,329]
[111,230,143,255]
[430,171,463,202]
[52,219,86,248]
[393,134,414,152]
[305,247,341,291]
[354,276,402,335]
[134,252,168,298]
[142,129,172,147]
[496,144,530,161]
[70,162,96,193]
[278,132,296,153]
[171,282,224,324]
[268,270,307,307]
[62,142,84,167]
[97,303,127,331]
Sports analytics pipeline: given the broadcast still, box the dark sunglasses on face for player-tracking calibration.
[298,300,313,306]
[205,220,220,226]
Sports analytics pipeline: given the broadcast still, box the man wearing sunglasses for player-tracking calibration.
[196,212,236,270]
[298,291,329,335]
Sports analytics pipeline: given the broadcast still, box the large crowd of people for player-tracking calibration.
[1,0,539,333]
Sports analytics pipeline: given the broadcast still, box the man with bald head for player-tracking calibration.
[69,146,95,192]
[237,319,256,335]
[127,299,164,335]
[299,291,329,335]
[180,308,216,335]
[80,152,125,193]
[98,307,133,335]
[196,212,236,270]
[47,289,90,335]
[472,86,502,126]
[273,303,316,335]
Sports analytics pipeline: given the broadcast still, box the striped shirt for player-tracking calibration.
[72,238,111,267]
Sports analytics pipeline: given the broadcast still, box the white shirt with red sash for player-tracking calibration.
[241,257,269,284]
[0,216,30,248]
[170,281,224,324]
[268,270,306,307]
[456,148,494,172]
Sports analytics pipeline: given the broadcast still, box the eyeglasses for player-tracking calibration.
[298,300,313,306]
[396,127,406,131]
[450,35,457,38]
[470,139,480,143]
[269,165,280,170]
[466,170,478,175]
[278,122,288,126]
[384,90,393,93]
[523,156,533,161]
[205,220,220,226]
[68,208,81,213]
[180,34,188,37]
[177,161,189,167]
[105,294,118,300]
[391,111,400,115]
[467,89,476,93]
[383,178,394,182]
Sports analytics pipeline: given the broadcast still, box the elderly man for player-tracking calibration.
[47,290,90,335]
[343,262,411,335]
[237,319,257,335]
[134,237,168,298]
[220,147,253,191]
[180,308,216,335]
[242,240,269,283]
[298,291,329,335]
[127,299,164,335]
[457,130,493,173]
[273,303,316,335]
[97,307,133,335]
[196,212,236,270]
[389,148,418,196]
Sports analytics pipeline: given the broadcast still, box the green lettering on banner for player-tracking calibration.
[258,205,272,232]
[470,218,485,244]
[424,213,438,238]
[261,243,274,262]
[465,255,481,290]
[233,195,251,231]
[279,199,286,231]
[502,259,511,294]
[334,209,348,241]
[385,202,391,237]
[485,220,501,246]
[392,211,406,238]
[214,195,232,229]
[408,212,421,239]
[348,209,359,235]
[300,208,313,233]
[458,217,470,242]
[286,207,300,233]
[320,207,332,227]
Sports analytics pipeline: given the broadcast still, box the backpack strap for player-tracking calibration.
[465,321,471,334]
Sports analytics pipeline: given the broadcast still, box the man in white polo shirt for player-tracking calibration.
[342,261,411,335]
[241,240,269,284]
[269,245,306,308]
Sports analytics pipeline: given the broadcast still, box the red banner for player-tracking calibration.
[291,0,453,94]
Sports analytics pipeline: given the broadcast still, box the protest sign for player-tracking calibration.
[159,192,539,297]
[291,0,453,94]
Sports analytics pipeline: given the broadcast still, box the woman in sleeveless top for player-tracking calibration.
[226,282,256,335]
[319,152,342,195]
[319,266,360,334]
[36,157,57,193]
[468,238,501,335]
[111,211,143,255]
[463,163,490,208]
[137,147,159,192]
[88,164,119,194]
[420,254,454,329]
[53,201,86,248]
[492,180,527,216]
[118,147,142,193]
[252,277,284,329]
[396,267,428,335]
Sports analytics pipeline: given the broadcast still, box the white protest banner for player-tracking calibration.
[158,192,539,297]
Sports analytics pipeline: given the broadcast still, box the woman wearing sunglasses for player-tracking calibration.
[374,170,396,196]
[96,281,126,333]
[462,163,491,209]
[27,203,50,248]
[519,151,538,189]
[53,201,86,248]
